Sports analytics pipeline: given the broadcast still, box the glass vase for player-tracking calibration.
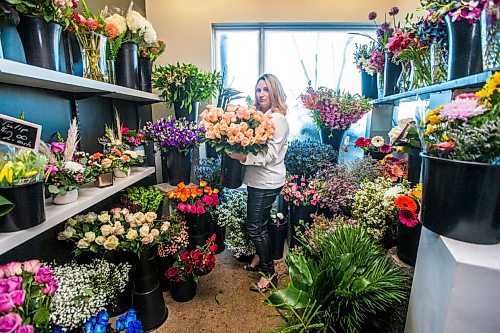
[106,59,116,84]
[78,31,108,81]
[397,62,412,93]
[481,9,500,70]
[409,56,432,90]
[430,43,447,84]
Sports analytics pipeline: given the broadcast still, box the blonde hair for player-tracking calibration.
[254,73,288,116]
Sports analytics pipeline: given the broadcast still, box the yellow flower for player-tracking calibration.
[428,115,442,125]
[424,125,436,136]
[24,170,38,178]
[0,165,13,184]
[424,106,443,124]
[410,184,422,200]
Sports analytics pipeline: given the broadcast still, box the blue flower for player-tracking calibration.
[83,310,110,333]
[52,327,66,333]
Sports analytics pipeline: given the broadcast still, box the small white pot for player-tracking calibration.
[53,189,79,205]
[113,168,131,178]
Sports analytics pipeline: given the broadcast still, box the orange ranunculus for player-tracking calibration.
[91,152,103,160]
[112,148,122,156]
[180,193,188,202]
[226,104,237,112]
[394,196,418,212]
[177,182,186,189]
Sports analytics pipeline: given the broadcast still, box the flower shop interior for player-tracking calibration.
[0,0,499,332]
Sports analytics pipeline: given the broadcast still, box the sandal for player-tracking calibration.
[249,274,278,293]
[243,263,260,272]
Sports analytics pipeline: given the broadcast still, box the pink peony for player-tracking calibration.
[441,98,487,121]
[22,260,42,274]
[0,313,21,333]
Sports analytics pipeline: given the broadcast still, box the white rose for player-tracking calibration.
[98,212,111,223]
[141,234,154,245]
[277,212,284,220]
[84,232,96,242]
[150,229,160,238]
[103,235,119,250]
[160,221,170,232]
[67,217,78,226]
[77,239,90,249]
[100,225,113,237]
[121,208,130,215]
[123,150,138,159]
[139,225,150,237]
[126,10,148,33]
[95,236,106,245]
[133,212,146,224]
[63,161,84,173]
[63,226,76,239]
[84,213,97,223]
[145,212,157,223]
[113,222,125,235]
[126,229,138,240]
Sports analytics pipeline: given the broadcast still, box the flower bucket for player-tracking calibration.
[94,172,113,188]
[319,129,345,153]
[481,10,500,71]
[161,149,192,185]
[78,31,108,81]
[205,142,219,159]
[407,147,422,186]
[114,168,131,178]
[0,182,45,232]
[268,219,287,261]
[173,101,199,122]
[445,15,483,80]
[383,52,402,96]
[171,277,197,302]
[207,215,225,254]
[421,154,500,244]
[130,247,168,331]
[17,15,62,71]
[397,223,422,266]
[361,70,378,99]
[139,57,153,92]
[289,204,317,248]
[221,153,244,189]
[116,42,139,89]
[53,188,79,205]
[183,212,208,249]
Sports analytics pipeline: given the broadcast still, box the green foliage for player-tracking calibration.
[452,119,500,164]
[285,139,338,178]
[124,186,164,212]
[194,156,222,189]
[0,149,47,187]
[266,226,407,333]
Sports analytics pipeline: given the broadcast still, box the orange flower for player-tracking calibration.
[394,196,417,212]
[200,180,207,187]
[177,182,186,189]
[91,152,103,160]
[111,148,122,157]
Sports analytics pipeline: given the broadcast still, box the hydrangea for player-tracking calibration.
[125,10,148,33]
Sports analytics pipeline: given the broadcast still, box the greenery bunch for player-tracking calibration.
[122,186,164,213]
[284,139,338,178]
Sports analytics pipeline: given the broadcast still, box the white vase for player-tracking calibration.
[53,189,79,205]
[113,168,131,178]
[133,145,146,157]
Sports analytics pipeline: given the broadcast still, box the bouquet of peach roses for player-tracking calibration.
[199,104,275,155]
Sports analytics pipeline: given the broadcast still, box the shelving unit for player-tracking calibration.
[0,167,155,255]
[0,58,161,104]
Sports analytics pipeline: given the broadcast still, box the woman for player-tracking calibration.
[229,73,289,292]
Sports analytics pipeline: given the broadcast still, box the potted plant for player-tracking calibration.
[89,152,114,188]
[316,163,358,217]
[120,186,164,215]
[121,126,148,159]
[354,41,380,99]
[354,135,393,160]
[144,116,205,185]
[300,86,372,152]
[109,147,141,178]
[138,39,166,92]
[199,104,275,188]
[0,148,47,231]
[165,235,217,302]
[389,118,422,185]
[39,119,94,204]
[153,63,221,121]
[419,73,500,244]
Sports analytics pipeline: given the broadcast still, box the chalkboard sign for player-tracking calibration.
[0,114,42,151]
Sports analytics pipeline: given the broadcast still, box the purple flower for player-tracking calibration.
[15,325,34,333]
[368,11,377,20]
[42,279,58,295]
[389,6,399,16]
[9,290,25,307]
[34,267,53,284]
[0,293,15,313]
[45,164,59,175]
[50,142,66,153]
[0,277,21,294]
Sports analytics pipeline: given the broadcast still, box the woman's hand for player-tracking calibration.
[228,152,247,162]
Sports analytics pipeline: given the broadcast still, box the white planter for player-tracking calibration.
[133,145,146,157]
[53,189,79,205]
[113,168,131,178]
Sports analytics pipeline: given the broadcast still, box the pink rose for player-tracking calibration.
[177,203,186,212]
[189,205,197,214]
[9,290,25,307]
[121,127,130,135]
[0,263,22,278]
[0,313,21,333]
[196,206,205,215]
[0,294,15,313]
[22,260,42,274]
[15,325,34,333]
[50,142,66,153]
[34,267,53,284]
[0,277,22,293]
[42,280,58,295]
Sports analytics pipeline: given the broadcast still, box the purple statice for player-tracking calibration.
[144,116,205,154]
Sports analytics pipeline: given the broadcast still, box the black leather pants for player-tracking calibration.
[246,186,282,276]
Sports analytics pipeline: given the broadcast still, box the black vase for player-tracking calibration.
[221,153,244,189]
[116,42,139,89]
[268,220,287,261]
[17,15,62,71]
[235,254,253,262]
[445,15,483,80]
[407,147,422,186]
[361,70,378,99]
[158,254,175,292]
[130,248,168,331]
[174,101,199,122]
[161,149,192,185]
[383,53,402,96]
[184,213,209,248]
[205,142,219,158]
[138,57,153,92]
[171,277,197,302]
[0,182,45,232]
[60,30,83,76]
[397,223,422,266]
[289,204,317,248]
[421,154,500,244]
[207,215,225,254]
[319,129,345,154]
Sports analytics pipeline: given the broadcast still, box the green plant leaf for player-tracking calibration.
[33,305,50,326]
[267,285,312,310]
[48,185,59,194]
[0,195,15,217]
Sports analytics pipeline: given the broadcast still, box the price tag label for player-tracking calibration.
[0,114,42,151]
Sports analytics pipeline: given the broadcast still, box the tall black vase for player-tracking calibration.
[0,182,45,232]
[397,223,422,266]
[174,101,199,122]
[138,57,153,92]
[445,15,483,80]
[161,149,192,185]
[170,277,197,302]
[17,15,62,71]
[205,142,219,158]
[130,247,168,331]
[116,42,139,89]
[183,213,209,248]
[221,153,244,189]
[361,70,378,99]
[289,204,317,248]
[319,129,345,154]
[407,147,422,186]
[383,53,402,96]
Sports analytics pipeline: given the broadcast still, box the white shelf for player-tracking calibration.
[0,59,161,104]
[0,167,155,255]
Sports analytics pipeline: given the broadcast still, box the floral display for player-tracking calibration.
[388,118,421,150]
[81,309,143,333]
[144,116,205,154]
[346,155,384,185]
[165,235,217,283]
[0,149,47,187]
[380,155,408,182]
[354,135,393,154]
[316,164,358,215]
[50,260,130,330]
[121,127,147,148]
[300,86,372,131]
[139,40,166,62]
[199,104,275,155]
[369,49,385,74]
[213,189,255,258]
[108,147,141,174]
[354,42,380,75]
[58,209,175,256]
[5,0,78,27]
[0,260,58,331]
[194,157,222,190]
[281,175,321,207]
[421,72,500,163]
[394,183,422,227]
[88,152,114,178]
[166,181,220,215]
[39,119,94,198]
[367,7,399,50]
[157,214,189,257]
[421,0,486,23]
[284,139,338,178]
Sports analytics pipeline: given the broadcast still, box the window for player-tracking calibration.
[213,23,375,160]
